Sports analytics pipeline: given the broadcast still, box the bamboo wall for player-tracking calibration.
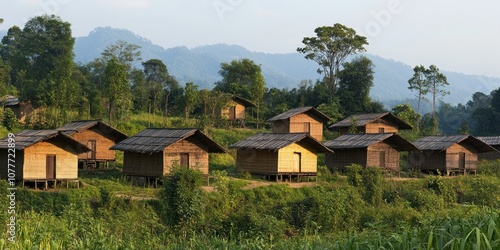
[364,119,399,134]
[236,149,278,174]
[366,142,400,171]
[290,113,324,141]
[0,149,24,180]
[410,151,446,172]
[221,101,246,120]
[445,143,478,171]
[123,151,163,177]
[71,127,117,161]
[326,149,367,171]
[164,137,210,175]
[22,141,78,180]
[277,142,317,173]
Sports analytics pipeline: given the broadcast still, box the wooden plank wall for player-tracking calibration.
[0,149,24,180]
[236,149,278,174]
[326,149,367,171]
[478,146,500,161]
[446,143,478,171]
[365,119,399,134]
[123,151,163,177]
[23,141,78,179]
[221,101,246,120]
[409,151,446,172]
[277,142,317,173]
[164,137,210,175]
[366,142,400,171]
[71,127,117,161]
[289,113,324,141]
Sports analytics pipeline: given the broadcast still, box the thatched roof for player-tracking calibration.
[229,133,333,153]
[329,112,412,130]
[324,133,420,152]
[110,128,226,154]
[267,106,331,123]
[57,120,128,142]
[477,136,500,146]
[232,96,256,108]
[413,135,497,153]
[0,130,91,153]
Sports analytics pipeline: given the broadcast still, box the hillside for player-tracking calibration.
[2,27,499,109]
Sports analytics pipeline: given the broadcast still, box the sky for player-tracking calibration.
[1,0,500,78]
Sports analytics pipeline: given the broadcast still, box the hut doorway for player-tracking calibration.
[46,155,56,179]
[293,152,302,172]
[180,153,189,168]
[459,152,465,170]
[379,151,386,167]
[87,140,96,159]
[303,122,310,133]
[229,106,236,120]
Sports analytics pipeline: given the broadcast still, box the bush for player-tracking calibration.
[361,167,384,206]
[345,164,363,187]
[478,159,500,178]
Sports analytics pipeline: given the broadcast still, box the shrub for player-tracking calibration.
[345,164,363,187]
[361,167,384,206]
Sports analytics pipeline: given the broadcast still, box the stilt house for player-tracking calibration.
[329,112,412,135]
[0,130,90,187]
[110,128,226,178]
[477,136,500,161]
[56,120,128,169]
[268,107,331,142]
[220,96,256,125]
[229,133,333,181]
[409,135,498,175]
[324,133,419,171]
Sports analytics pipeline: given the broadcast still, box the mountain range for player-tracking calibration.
[2,27,499,110]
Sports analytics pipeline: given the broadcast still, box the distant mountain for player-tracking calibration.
[3,27,499,110]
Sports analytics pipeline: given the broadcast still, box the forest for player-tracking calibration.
[0,15,499,249]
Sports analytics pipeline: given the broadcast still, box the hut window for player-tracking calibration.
[180,153,189,167]
[378,128,385,133]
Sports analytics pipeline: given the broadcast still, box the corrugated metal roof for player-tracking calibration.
[329,112,412,130]
[413,135,496,153]
[232,96,256,108]
[324,133,420,152]
[2,95,19,106]
[477,136,500,146]
[110,128,226,154]
[228,133,333,153]
[267,106,331,123]
[0,130,91,153]
[57,120,128,142]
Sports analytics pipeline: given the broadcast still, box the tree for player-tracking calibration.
[142,59,170,124]
[297,23,368,98]
[491,88,500,113]
[337,56,374,115]
[183,82,199,121]
[426,65,449,134]
[408,65,430,115]
[104,58,131,126]
[102,40,142,74]
[2,15,75,115]
[214,58,266,128]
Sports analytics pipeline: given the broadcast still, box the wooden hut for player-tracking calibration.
[57,120,128,169]
[220,96,256,125]
[2,95,33,122]
[110,129,226,178]
[0,130,90,188]
[267,107,331,142]
[324,133,420,172]
[228,133,333,181]
[409,135,498,175]
[329,112,412,135]
[477,136,500,161]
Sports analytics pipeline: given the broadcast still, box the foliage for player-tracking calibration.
[159,167,205,233]
[345,163,363,187]
[337,56,376,115]
[297,23,368,98]
[2,107,18,130]
[361,167,384,206]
